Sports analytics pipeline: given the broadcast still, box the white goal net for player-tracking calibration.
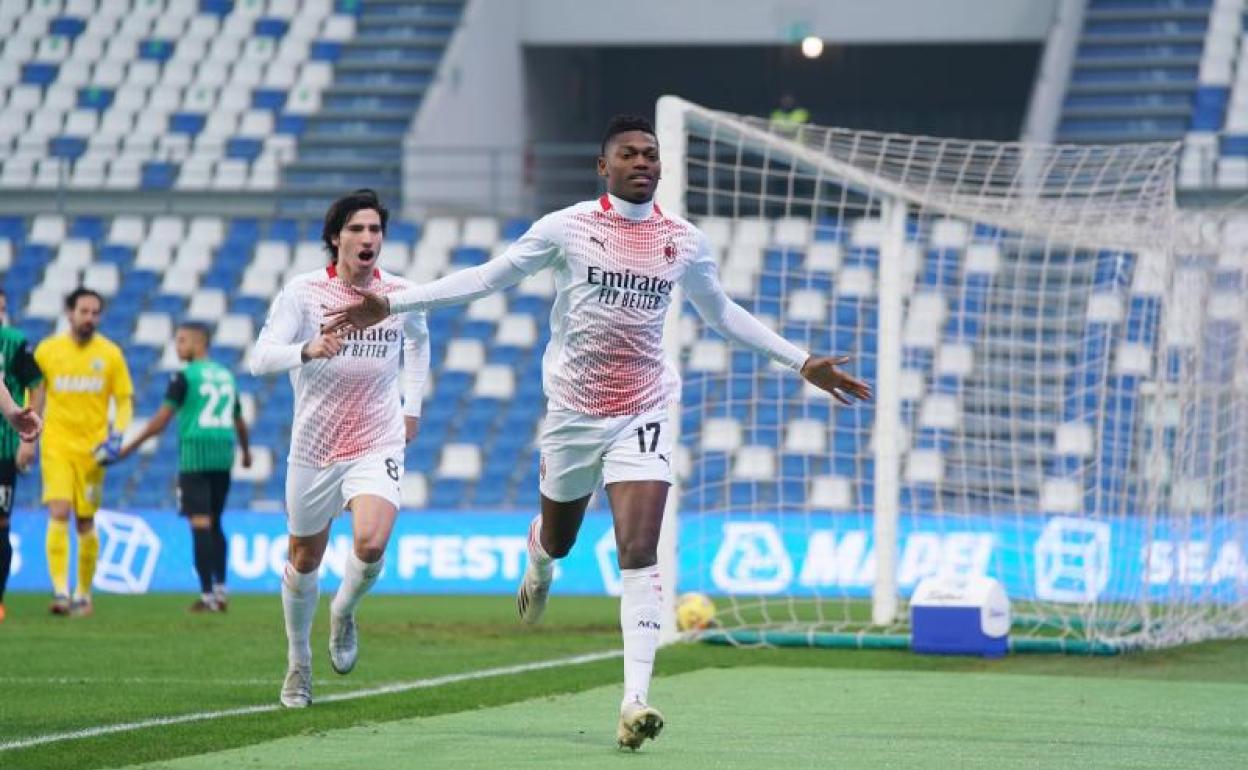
[656,96,1248,651]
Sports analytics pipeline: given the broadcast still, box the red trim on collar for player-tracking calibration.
[327,264,380,279]
[599,194,662,218]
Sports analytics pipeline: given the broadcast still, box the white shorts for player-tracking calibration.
[539,408,673,503]
[285,452,404,537]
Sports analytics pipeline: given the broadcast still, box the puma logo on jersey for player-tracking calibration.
[658,453,669,466]
[589,236,607,251]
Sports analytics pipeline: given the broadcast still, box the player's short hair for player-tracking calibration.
[178,321,212,344]
[322,188,389,262]
[65,287,104,312]
[601,114,657,156]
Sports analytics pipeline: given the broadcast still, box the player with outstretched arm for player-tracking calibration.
[324,116,871,749]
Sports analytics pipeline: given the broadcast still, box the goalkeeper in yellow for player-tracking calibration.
[29,288,134,616]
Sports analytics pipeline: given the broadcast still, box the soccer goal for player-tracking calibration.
[655,95,1248,652]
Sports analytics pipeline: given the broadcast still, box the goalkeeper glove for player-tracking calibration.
[93,430,123,467]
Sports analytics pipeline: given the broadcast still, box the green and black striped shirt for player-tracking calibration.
[0,326,43,461]
[165,359,241,473]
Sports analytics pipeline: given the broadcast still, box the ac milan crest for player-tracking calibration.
[663,237,676,263]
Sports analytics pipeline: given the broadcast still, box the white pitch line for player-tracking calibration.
[0,649,623,753]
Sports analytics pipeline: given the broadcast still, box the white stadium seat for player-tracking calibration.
[467,293,507,322]
[185,289,228,321]
[239,268,280,299]
[701,418,743,453]
[731,446,776,481]
[160,268,200,297]
[809,475,854,509]
[134,312,174,347]
[472,364,516,399]
[494,314,537,348]
[82,263,120,297]
[687,340,728,372]
[214,315,254,348]
[55,238,93,270]
[444,339,485,372]
[253,241,292,273]
[30,214,66,244]
[108,215,145,246]
[134,242,173,272]
[400,473,428,508]
[26,286,66,321]
[461,217,500,249]
[148,215,186,246]
[437,444,482,480]
[784,419,828,454]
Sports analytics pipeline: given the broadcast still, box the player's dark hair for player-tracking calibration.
[65,287,105,312]
[601,114,657,156]
[178,321,213,344]
[322,188,389,263]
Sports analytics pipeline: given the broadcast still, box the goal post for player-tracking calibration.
[656,95,1248,651]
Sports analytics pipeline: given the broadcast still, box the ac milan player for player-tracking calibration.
[324,117,871,748]
[249,189,430,708]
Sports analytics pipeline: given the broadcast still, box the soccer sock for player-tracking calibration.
[281,562,319,667]
[0,526,11,602]
[210,516,227,588]
[330,551,383,619]
[191,527,215,596]
[46,518,70,597]
[526,515,554,581]
[75,527,99,600]
[619,564,662,707]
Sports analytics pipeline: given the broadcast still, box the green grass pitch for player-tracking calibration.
[0,592,1244,769]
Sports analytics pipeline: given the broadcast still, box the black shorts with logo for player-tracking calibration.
[177,471,231,518]
[0,459,15,518]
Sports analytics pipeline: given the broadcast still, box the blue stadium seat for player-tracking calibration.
[430,479,469,508]
[501,218,532,241]
[387,220,420,245]
[49,16,87,37]
[254,17,289,38]
[21,62,58,86]
[69,216,105,243]
[139,39,176,62]
[49,137,87,161]
[77,87,113,111]
[141,162,178,190]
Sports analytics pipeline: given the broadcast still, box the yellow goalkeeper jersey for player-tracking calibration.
[34,332,134,457]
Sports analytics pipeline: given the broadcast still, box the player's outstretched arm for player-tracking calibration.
[323,255,533,333]
[0,381,41,443]
[800,355,872,405]
[118,405,174,461]
[233,410,252,468]
[324,217,563,333]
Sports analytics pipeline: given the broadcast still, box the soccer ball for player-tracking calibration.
[676,592,716,632]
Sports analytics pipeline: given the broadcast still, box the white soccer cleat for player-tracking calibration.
[279,665,312,708]
[329,612,358,675]
[516,560,551,624]
[617,699,664,751]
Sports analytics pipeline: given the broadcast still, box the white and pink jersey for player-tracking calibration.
[388,193,808,418]
[250,265,430,468]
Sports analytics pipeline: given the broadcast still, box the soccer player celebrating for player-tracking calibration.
[324,115,872,749]
[31,288,134,617]
[117,322,252,613]
[249,189,430,708]
[0,289,44,623]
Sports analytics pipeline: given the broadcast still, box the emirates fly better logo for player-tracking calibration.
[94,510,162,594]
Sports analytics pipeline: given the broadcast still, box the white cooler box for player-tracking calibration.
[910,575,1010,658]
